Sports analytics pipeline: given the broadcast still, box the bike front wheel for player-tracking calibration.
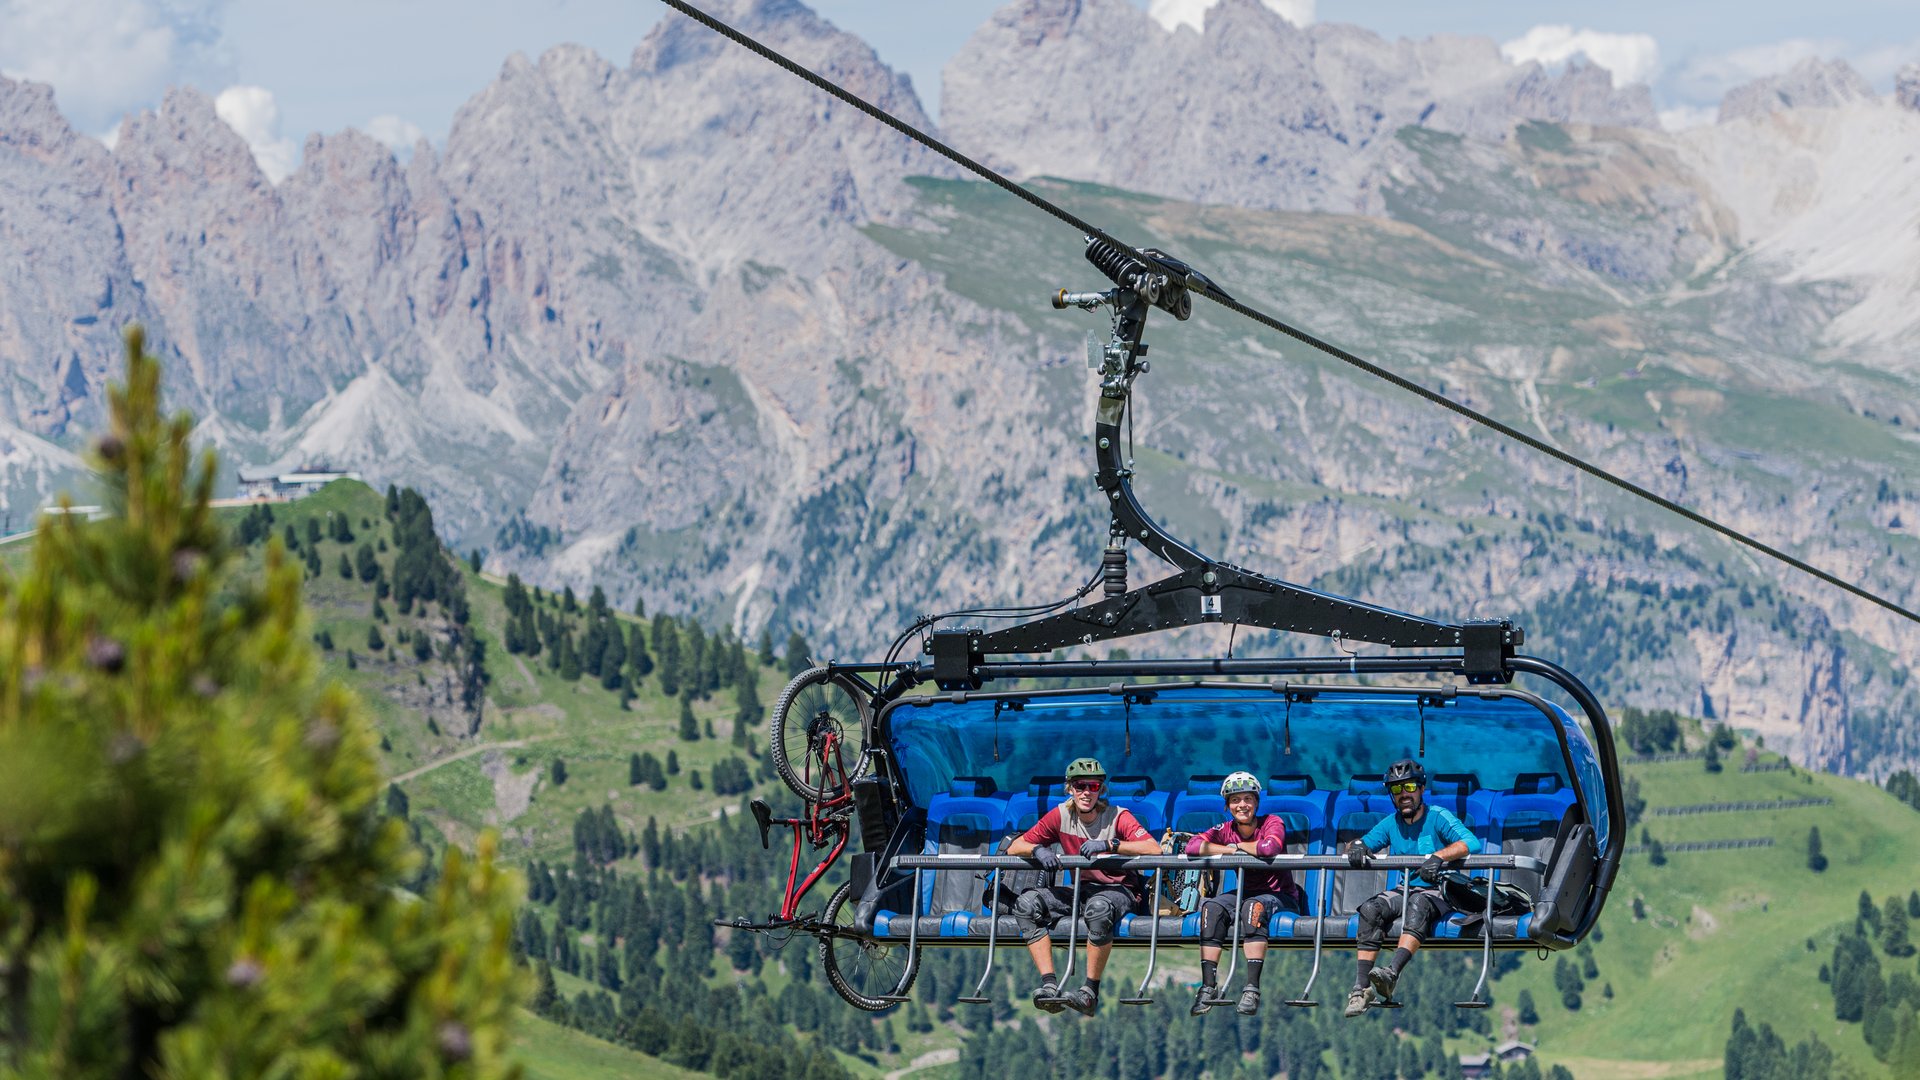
[769,667,872,801]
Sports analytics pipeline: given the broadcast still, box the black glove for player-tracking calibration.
[1031,846,1061,872]
[1345,840,1371,869]
[1078,838,1112,857]
[1419,854,1447,881]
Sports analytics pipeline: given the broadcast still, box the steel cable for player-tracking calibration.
[653,0,1920,628]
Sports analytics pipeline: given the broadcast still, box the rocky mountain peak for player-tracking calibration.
[0,75,103,170]
[1898,63,1920,113]
[1718,57,1874,123]
[942,0,1656,214]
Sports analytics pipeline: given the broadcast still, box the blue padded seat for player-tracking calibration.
[1005,777,1065,834]
[921,796,1007,915]
[1266,773,1316,796]
[1426,773,1481,818]
[1171,792,1227,835]
[948,776,1001,798]
[1186,775,1228,795]
[1106,775,1174,836]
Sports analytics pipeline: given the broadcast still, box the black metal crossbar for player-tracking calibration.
[893,854,1545,873]
[886,853,1536,1010]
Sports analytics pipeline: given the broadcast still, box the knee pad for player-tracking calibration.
[1403,894,1443,942]
[1013,891,1049,924]
[1199,900,1231,946]
[1356,896,1393,951]
[1240,899,1271,941]
[1082,896,1120,945]
[1356,894,1393,930]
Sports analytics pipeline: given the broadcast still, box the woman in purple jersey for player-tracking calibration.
[1182,771,1307,1015]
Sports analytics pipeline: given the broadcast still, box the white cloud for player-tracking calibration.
[1656,105,1716,132]
[214,84,297,182]
[363,114,426,157]
[1148,0,1313,35]
[1501,25,1661,88]
[1667,37,1843,102]
[1846,40,1920,86]
[0,0,228,132]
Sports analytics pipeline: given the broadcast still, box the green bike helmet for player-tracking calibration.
[1221,771,1261,798]
[1064,757,1107,784]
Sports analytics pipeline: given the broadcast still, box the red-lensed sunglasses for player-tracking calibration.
[1068,779,1104,793]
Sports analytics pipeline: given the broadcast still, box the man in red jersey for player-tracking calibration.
[1006,756,1160,1015]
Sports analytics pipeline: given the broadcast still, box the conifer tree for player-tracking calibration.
[0,330,524,1077]
[679,695,700,741]
[757,627,775,666]
[1808,826,1829,872]
[655,617,681,698]
[785,630,812,677]
[626,621,652,683]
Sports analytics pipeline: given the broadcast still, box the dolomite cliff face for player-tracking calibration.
[1,0,1916,774]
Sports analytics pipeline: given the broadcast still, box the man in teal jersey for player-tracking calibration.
[1340,759,1481,1017]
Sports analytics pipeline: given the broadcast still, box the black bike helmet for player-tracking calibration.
[1382,759,1427,787]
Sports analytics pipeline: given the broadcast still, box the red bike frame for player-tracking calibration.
[754,721,859,922]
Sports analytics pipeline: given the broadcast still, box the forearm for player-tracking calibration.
[1007,838,1036,856]
[1117,838,1161,856]
[1437,840,1470,862]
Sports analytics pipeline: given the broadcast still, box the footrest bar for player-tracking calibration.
[1118,997,1154,1005]
[956,996,990,1004]
[1283,999,1319,1008]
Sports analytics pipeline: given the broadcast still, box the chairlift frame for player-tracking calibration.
[728,239,1626,1013]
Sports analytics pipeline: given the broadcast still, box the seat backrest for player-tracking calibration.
[1266,774,1317,796]
[948,776,1000,798]
[1110,792,1173,836]
[1186,775,1228,796]
[1492,799,1572,898]
[1511,772,1563,795]
[1426,773,1480,818]
[1172,793,1228,835]
[1330,808,1389,914]
[1533,815,1596,936]
[921,797,1008,915]
[1028,777,1066,799]
[1004,794,1049,833]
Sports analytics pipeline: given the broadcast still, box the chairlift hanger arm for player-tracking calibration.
[923,237,1522,687]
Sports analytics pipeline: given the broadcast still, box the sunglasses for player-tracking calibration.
[1068,780,1104,793]
[1387,781,1423,795]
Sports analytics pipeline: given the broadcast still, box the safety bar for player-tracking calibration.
[894,854,1543,873]
[893,853,1538,1010]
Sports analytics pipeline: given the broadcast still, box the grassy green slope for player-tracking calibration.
[515,1011,700,1080]
[221,481,796,1079]
[1500,736,1920,1080]
[239,480,789,865]
[185,484,1920,1078]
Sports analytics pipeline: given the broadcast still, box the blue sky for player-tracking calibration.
[3,0,1917,177]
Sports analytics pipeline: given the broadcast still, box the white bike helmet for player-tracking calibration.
[1220,771,1261,798]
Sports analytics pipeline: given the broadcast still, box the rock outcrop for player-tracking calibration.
[941,0,1656,214]
[1897,63,1920,113]
[0,0,1915,774]
[1717,57,1875,123]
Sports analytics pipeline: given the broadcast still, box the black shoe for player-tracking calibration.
[1368,964,1398,1001]
[1031,981,1064,1013]
[1237,985,1261,1015]
[1190,984,1216,1016]
[1063,983,1099,1016]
